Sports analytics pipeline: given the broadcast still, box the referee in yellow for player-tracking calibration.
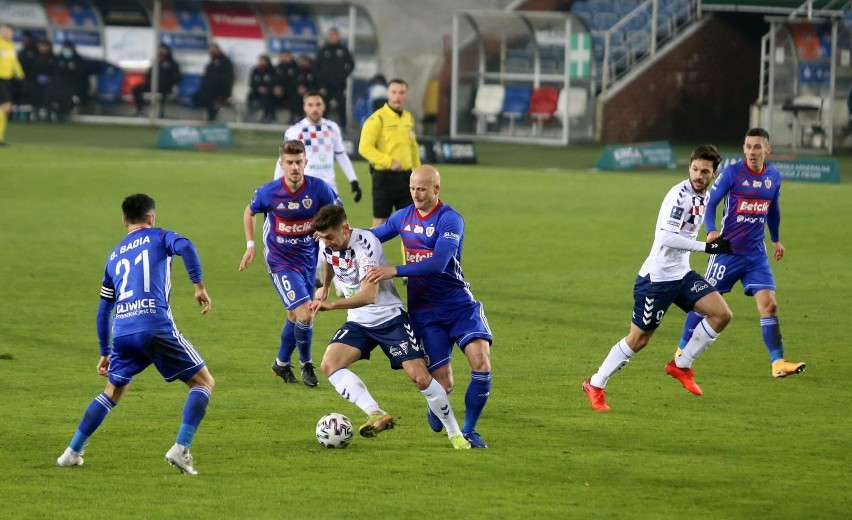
[358,78,421,228]
[0,24,25,146]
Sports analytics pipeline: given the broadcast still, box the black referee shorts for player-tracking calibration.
[0,79,13,105]
[371,169,412,219]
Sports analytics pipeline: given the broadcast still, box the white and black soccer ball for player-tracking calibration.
[316,412,354,449]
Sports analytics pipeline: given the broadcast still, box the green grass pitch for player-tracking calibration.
[0,123,849,518]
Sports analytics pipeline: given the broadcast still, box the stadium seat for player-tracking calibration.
[472,84,505,134]
[176,74,202,108]
[556,87,588,126]
[95,66,125,107]
[501,86,531,135]
[528,86,559,135]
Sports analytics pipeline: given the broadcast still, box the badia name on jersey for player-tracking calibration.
[405,248,433,263]
[111,235,151,260]
[737,199,770,214]
[275,217,313,236]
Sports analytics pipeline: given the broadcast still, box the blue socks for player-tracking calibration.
[760,316,784,362]
[277,319,297,364]
[295,320,313,364]
[69,392,116,452]
[462,371,491,434]
[678,311,704,349]
[176,386,211,448]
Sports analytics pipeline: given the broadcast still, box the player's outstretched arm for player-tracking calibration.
[318,279,379,311]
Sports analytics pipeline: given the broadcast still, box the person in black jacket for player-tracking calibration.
[191,43,234,121]
[31,38,56,121]
[14,30,38,106]
[274,51,299,123]
[247,54,277,123]
[314,28,354,130]
[50,42,88,120]
[132,43,180,118]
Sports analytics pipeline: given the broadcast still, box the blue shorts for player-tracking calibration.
[411,301,493,371]
[329,312,425,370]
[704,253,776,296]
[108,330,206,386]
[270,269,314,310]
[631,272,717,331]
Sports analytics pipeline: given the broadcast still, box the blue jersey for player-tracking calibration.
[100,228,198,339]
[249,176,341,274]
[373,201,476,312]
[707,159,781,255]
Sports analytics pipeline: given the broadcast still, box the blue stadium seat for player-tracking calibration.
[96,66,125,106]
[176,74,202,108]
[501,86,531,135]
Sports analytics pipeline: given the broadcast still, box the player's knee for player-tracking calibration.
[319,358,337,377]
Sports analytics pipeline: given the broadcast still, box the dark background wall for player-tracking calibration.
[601,13,767,142]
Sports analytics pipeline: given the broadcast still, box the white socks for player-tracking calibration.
[327,368,381,416]
[590,338,635,388]
[420,378,461,437]
[675,318,719,369]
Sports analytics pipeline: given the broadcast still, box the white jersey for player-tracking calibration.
[638,179,708,282]
[322,229,403,328]
[274,117,357,192]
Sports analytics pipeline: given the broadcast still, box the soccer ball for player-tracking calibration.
[316,413,354,449]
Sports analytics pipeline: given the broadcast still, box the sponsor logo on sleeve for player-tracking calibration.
[442,231,461,241]
[669,206,684,220]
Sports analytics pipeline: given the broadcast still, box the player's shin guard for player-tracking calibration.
[462,371,491,434]
[176,386,211,449]
[328,368,380,415]
[421,378,461,437]
[675,318,719,369]
[760,316,784,362]
[295,320,313,364]
[277,319,297,365]
[69,392,117,452]
[678,311,705,349]
[590,338,634,388]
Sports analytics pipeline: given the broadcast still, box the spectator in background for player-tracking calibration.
[32,38,56,121]
[274,51,298,123]
[0,24,25,145]
[15,30,37,106]
[51,42,87,120]
[289,55,316,123]
[315,28,354,130]
[192,43,234,121]
[248,54,277,123]
[132,43,180,118]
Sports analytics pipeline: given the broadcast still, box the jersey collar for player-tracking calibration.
[416,200,443,220]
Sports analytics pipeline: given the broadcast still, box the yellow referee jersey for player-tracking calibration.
[358,103,421,171]
[0,37,24,80]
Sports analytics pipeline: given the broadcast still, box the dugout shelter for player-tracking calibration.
[449,9,594,145]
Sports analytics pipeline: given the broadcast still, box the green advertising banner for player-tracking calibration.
[594,141,677,170]
[155,123,234,150]
[721,156,840,183]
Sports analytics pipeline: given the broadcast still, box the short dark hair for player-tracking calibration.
[303,90,325,102]
[279,139,305,157]
[388,78,408,89]
[312,204,348,232]
[745,127,770,143]
[122,194,155,224]
[690,144,722,172]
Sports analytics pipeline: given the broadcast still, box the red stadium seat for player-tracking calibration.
[528,86,559,134]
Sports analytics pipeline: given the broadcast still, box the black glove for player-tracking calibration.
[705,238,733,254]
[350,180,362,203]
